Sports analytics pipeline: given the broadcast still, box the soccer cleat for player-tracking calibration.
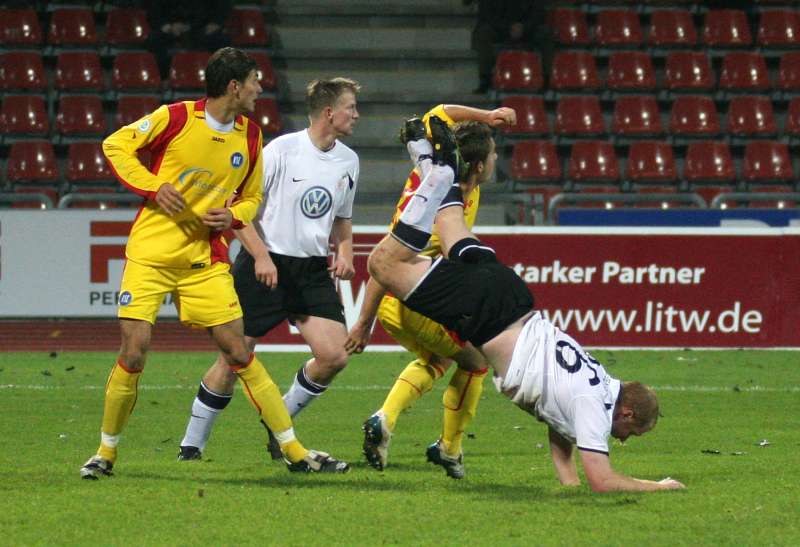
[399,116,427,145]
[428,115,468,180]
[285,450,350,473]
[80,455,114,480]
[177,445,202,461]
[260,420,283,462]
[362,412,392,471]
[426,439,465,480]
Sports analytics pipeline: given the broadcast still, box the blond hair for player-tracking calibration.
[306,77,361,117]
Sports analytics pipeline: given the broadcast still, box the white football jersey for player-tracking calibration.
[255,129,359,258]
[499,312,621,454]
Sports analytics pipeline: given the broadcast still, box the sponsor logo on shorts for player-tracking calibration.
[301,186,333,219]
[229,301,238,308]
[137,119,151,132]
[119,291,133,306]
[230,152,244,168]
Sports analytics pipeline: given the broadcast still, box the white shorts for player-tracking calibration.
[493,312,548,415]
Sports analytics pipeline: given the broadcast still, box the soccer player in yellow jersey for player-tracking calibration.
[80,48,347,479]
[345,103,516,478]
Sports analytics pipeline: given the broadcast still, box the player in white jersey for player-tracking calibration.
[365,118,685,492]
[178,78,361,462]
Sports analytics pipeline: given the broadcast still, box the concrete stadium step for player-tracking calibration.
[272,50,477,73]
[272,27,472,52]
[273,0,469,14]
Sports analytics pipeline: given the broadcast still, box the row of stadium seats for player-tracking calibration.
[509,140,800,187]
[0,95,282,141]
[499,95,800,139]
[549,7,800,48]
[0,7,268,48]
[493,50,800,93]
[0,50,277,93]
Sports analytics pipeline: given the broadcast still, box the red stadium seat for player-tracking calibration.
[757,10,800,47]
[8,187,59,209]
[510,140,561,182]
[693,185,735,207]
[115,96,160,128]
[703,9,752,47]
[670,96,720,136]
[169,51,212,90]
[612,96,663,137]
[7,141,59,184]
[727,96,776,137]
[492,50,543,91]
[0,51,46,92]
[626,141,677,183]
[48,8,97,46]
[105,8,150,47]
[0,9,42,46]
[568,141,620,183]
[249,98,282,135]
[227,8,268,46]
[66,142,114,184]
[500,96,549,136]
[550,51,600,92]
[684,142,736,184]
[648,10,696,47]
[596,9,643,47]
[248,51,277,90]
[785,97,800,136]
[112,52,161,91]
[1,95,48,137]
[778,52,800,92]
[555,96,605,137]
[56,51,103,91]
[743,141,794,184]
[664,51,714,92]
[607,51,656,92]
[549,8,590,46]
[57,96,106,137]
[719,52,770,92]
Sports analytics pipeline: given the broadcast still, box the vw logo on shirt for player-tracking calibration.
[301,186,333,218]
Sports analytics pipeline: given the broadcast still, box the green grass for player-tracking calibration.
[0,350,798,546]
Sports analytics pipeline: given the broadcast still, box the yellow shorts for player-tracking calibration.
[377,294,462,363]
[117,260,242,328]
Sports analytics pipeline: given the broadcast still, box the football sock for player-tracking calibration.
[441,367,488,457]
[233,354,308,463]
[180,381,232,451]
[380,358,445,431]
[96,360,141,463]
[282,363,328,418]
[392,163,455,251]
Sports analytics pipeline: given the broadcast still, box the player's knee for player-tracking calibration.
[317,349,349,374]
[221,344,252,368]
[118,349,146,371]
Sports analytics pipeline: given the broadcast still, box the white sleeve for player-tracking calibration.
[261,142,279,195]
[572,396,612,454]
[337,157,359,219]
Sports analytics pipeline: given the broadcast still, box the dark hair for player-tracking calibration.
[621,381,660,430]
[306,77,361,117]
[205,47,258,98]
[453,121,494,171]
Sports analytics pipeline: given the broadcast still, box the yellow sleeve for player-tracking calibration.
[102,104,175,199]
[229,126,264,228]
[422,104,456,138]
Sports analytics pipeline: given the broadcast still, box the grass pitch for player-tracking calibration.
[0,350,798,546]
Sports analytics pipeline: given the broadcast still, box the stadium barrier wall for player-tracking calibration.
[0,211,798,348]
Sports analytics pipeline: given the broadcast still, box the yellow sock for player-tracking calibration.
[380,358,443,431]
[234,355,308,463]
[96,360,142,463]
[441,367,488,457]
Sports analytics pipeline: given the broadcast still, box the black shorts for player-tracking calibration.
[233,249,345,338]
[403,258,534,347]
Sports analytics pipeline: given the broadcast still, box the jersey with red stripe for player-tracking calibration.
[103,99,263,269]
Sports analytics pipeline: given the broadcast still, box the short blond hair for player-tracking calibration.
[306,77,361,117]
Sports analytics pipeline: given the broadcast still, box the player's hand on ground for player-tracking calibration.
[658,477,686,490]
[201,208,233,230]
[254,255,278,289]
[329,255,355,280]
[487,107,516,128]
[155,183,185,215]
[345,321,371,354]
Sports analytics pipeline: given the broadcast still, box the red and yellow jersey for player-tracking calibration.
[389,104,481,258]
[104,99,263,269]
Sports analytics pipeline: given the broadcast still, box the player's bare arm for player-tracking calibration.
[548,426,581,486]
[345,276,388,354]
[442,104,516,128]
[155,183,186,215]
[580,449,685,493]
[235,222,278,288]
[201,207,234,230]
[434,205,476,257]
[329,217,355,280]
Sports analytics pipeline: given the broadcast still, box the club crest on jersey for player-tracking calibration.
[119,291,133,306]
[301,186,333,218]
[230,152,244,168]
[137,118,151,132]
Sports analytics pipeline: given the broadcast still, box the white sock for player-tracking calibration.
[180,382,231,450]
[282,365,327,418]
[397,163,455,232]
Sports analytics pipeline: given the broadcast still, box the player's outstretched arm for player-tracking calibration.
[235,223,278,289]
[441,104,517,128]
[548,427,580,486]
[580,450,685,493]
[345,276,387,354]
